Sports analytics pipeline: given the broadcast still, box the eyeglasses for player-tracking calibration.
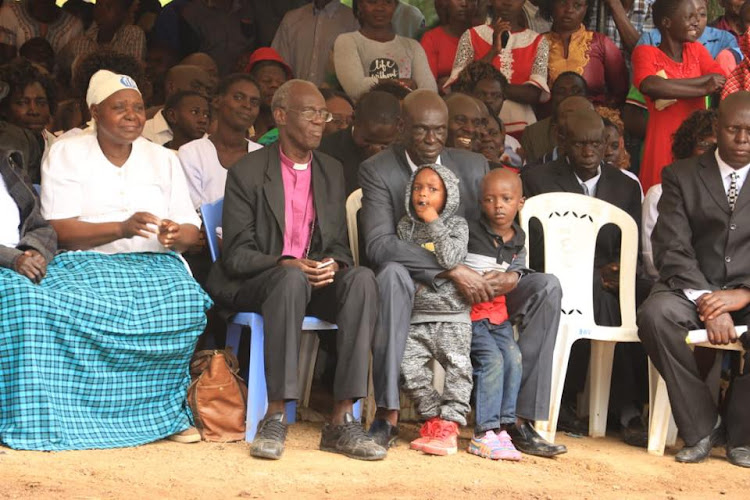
[285,108,333,123]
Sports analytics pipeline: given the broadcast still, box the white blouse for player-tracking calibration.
[41,134,200,254]
[0,173,20,249]
[178,136,263,209]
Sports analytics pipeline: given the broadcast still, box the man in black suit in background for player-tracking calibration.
[638,92,750,468]
[207,80,385,462]
[318,90,401,196]
[360,89,565,457]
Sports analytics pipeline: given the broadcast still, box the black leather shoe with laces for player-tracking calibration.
[320,413,387,461]
[368,418,399,449]
[250,412,287,460]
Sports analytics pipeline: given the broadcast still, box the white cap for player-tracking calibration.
[86,69,140,107]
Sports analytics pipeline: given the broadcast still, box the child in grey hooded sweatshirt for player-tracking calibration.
[397,163,472,457]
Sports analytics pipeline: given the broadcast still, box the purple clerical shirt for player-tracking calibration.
[280,149,316,258]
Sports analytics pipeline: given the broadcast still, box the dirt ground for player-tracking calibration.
[2,421,749,500]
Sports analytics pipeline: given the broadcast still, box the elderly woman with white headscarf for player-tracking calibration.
[0,71,211,451]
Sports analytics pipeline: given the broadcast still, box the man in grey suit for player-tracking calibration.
[637,91,750,468]
[360,89,566,457]
[207,80,385,462]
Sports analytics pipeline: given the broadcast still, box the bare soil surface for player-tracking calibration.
[2,422,748,499]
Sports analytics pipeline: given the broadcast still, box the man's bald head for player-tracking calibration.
[179,53,219,78]
[403,89,448,120]
[402,90,449,164]
[554,95,595,123]
[718,91,750,168]
[481,167,522,197]
[164,65,214,98]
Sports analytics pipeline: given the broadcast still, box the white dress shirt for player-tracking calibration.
[574,165,602,198]
[641,183,662,280]
[0,173,21,249]
[405,151,443,172]
[141,109,173,146]
[41,134,200,254]
[178,136,263,209]
[684,150,750,302]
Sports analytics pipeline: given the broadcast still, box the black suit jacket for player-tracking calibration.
[318,127,365,196]
[358,143,489,284]
[654,152,750,291]
[521,158,642,271]
[207,144,353,307]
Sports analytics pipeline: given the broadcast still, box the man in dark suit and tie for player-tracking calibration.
[522,109,650,443]
[637,91,750,468]
[207,80,385,462]
[360,89,565,457]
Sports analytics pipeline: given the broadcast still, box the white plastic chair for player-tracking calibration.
[648,327,747,455]
[519,192,640,443]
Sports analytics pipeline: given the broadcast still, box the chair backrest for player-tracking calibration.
[346,189,363,266]
[519,192,639,329]
[200,198,224,263]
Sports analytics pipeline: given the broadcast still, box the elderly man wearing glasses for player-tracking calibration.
[207,79,386,462]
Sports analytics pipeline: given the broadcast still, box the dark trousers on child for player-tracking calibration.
[471,319,522,433]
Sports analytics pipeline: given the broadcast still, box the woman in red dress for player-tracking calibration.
[421,0,479,89]
[632,0,726,192]
[446,0,550,138]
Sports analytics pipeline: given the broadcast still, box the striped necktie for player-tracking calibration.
[728,172,740,212]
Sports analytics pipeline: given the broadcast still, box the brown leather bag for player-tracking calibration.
[188,349,248,442]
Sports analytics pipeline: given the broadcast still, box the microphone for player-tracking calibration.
[500,30,510,49]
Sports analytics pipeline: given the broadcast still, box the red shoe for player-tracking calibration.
[410,417,441,451]
[422,419,459,456]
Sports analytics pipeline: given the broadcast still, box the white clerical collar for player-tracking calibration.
[405,150,443,172]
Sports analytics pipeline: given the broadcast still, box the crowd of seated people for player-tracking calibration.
[0,0,749,470]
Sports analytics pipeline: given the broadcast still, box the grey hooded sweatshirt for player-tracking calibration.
[396,164,470,324]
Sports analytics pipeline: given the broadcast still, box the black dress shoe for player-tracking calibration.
[675,424,724,463]
[507,421,567,458]
[368,418,399,449]
[727,446,750,468]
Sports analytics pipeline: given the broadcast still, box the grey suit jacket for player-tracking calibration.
[358,143,489,285]
[654,152,750,291]
[0,149,56,269]
[207,144,353,307]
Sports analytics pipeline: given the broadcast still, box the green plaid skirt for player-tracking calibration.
[0,252,212,451]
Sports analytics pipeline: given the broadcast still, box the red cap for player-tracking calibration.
[244,48,294,79]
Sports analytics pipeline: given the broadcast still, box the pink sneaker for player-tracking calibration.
[422,419,459,456]
[467,430,504,460]
[410,417,441,451]
[495,430,522,461]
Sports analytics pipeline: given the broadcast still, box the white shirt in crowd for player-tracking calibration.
[641,183,662,280]
[681,150,750,302]
[178,136,263,210]
[142,109,172,145]
[41,134,200,254]
[0,173,20,249]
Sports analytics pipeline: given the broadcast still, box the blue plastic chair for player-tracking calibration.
[200,198,360,441]
[32,184,41,195]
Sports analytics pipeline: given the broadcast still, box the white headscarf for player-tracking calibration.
[86,70,141,107]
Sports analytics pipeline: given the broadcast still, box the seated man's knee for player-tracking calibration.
[345,266,378,293]
[636,292,680,339]
[536,273,562,299]
[274,266,311,294]
[376,262,415,295]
